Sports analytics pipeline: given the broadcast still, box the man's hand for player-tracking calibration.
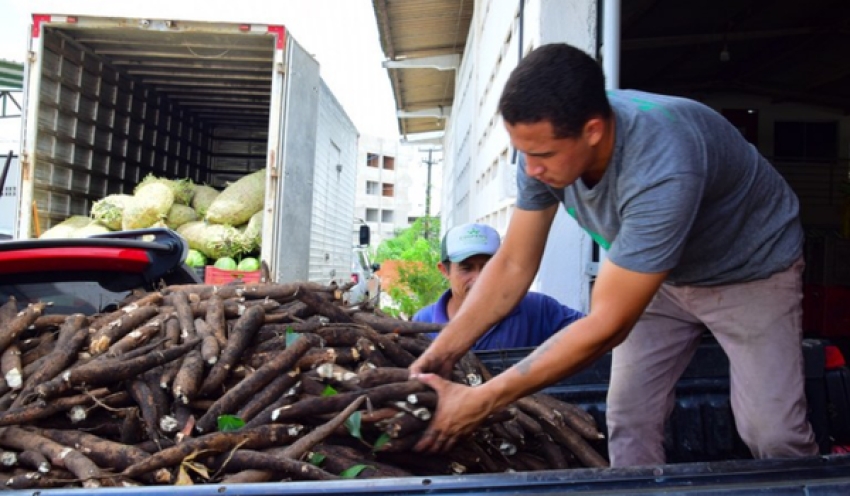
[408,345,457,379]
[411,373,498,453]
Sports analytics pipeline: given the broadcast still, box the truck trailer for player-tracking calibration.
[11,14,359,285]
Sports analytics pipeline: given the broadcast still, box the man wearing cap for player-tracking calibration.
[413,223,584,350]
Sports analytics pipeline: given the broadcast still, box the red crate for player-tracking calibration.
[804,284,850,338]
[204,266,261,285]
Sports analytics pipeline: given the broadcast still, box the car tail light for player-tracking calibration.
[0,246,151,274]
[825,345,846,370]
[351,273,359,284]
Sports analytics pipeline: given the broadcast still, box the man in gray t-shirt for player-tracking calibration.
[408,43,818,466]
[518,89,803,286]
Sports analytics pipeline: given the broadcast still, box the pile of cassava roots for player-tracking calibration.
[0,280,607,489]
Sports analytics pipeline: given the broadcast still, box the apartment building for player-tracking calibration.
[354,135,441,246]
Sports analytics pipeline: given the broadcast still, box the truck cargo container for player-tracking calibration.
[12,14,359,285]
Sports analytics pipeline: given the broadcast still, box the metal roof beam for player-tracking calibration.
[382,54,460,71]
[1,91,22,118]
[397,106,452,118]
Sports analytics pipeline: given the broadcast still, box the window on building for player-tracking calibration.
[381,210,394,223]
[365,208,379,222]
[384,156,395,170]
[367,153,380,168]
[366,181,380,195]
[382,183,394,197]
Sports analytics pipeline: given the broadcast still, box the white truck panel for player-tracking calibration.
[265,36,320,283]
[308,80,358,284]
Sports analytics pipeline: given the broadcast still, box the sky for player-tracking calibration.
[0,0,401,147]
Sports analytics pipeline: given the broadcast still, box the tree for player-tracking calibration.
[374,217,447,319]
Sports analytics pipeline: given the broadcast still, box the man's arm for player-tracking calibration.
[484,258,668,409]
[412,257,668,452]
[410,205,558,374]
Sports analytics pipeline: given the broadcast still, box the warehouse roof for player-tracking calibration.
[371,0,473,138]
[371,0,850,139]
[0,60,24,91]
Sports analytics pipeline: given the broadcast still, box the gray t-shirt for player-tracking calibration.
[517,89,802,286]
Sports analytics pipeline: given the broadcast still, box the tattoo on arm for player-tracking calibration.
[515,333,561,375]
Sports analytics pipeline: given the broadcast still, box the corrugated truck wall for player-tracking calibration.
[308,80,359,285]
[32,27,210,234]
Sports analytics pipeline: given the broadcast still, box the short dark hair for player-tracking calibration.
[498,44,612,139]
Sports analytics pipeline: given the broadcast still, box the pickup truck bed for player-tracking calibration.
[12,335,850,495]
[19,455,850,495]
[3,233,850,495]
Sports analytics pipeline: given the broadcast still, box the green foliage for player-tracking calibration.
[375,217,440,261]
[372,432,391,452]
[216,415,245,432]
[344,411,362,439]
[375,217,448,318]
[285,327,298,347]
[340,464,370,478]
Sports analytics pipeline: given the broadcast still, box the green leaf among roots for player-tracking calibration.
[340,464,371,478]
[217,414,245,432]
[344,411,362,439]
[285,327,298,347]
[308,452,326,466]
[372,432,391,452]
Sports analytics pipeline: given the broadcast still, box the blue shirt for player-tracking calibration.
[413,290,584,350]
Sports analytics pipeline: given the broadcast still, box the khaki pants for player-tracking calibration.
[606,257,818,467]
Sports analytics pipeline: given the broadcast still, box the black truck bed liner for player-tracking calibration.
[475,337,850,463]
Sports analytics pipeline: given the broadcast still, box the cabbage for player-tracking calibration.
[237,257,260,271]
[186,249,207,268]
[214,257,237,270]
